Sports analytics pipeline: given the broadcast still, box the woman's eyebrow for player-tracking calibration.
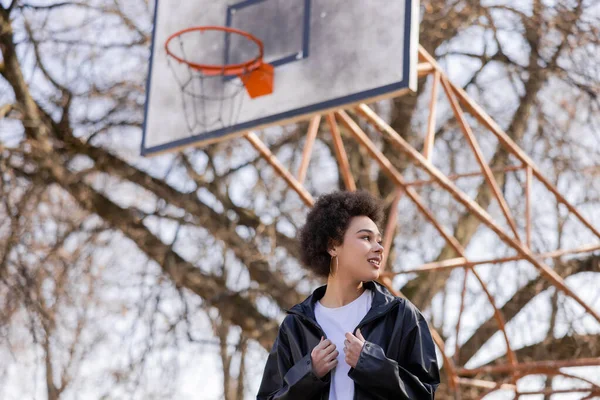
[355,229,382,237]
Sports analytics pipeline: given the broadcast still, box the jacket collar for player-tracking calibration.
[287,280,400,323]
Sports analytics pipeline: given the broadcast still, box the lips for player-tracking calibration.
[368,257,381,267]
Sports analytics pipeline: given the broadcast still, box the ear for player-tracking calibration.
[327,238,338,257]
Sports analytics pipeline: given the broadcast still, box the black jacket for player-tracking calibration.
[257,281,440,399]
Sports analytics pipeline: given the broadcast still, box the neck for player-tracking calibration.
[320,276,365,308]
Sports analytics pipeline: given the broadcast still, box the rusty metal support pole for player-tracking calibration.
[419,44,600,240]
[458,378,516,391]
[519,388,600,396]
[450,77,600,240]
[440,76,521,241]
[382,243,600,276]
[326,114,356,191]
[415,50,600,242]
[525,165,532,249]
[336,110,466,255]
[423,70,440,160]
[405,165,525,188]
[354,103,600,324]
[458,357,600,376]
[244,132,314,207]
[418,62,435,77]
[381,189,403,270]
[454,267,469,363]
[297,115,321,184]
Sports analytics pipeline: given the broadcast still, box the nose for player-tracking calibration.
[374,242,384,253]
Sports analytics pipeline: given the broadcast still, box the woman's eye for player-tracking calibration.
[362,236,370,240]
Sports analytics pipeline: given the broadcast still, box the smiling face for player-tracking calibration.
[329,216,384,282]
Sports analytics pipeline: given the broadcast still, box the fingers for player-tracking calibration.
[312,338,327,359]
[356,328,365,341]
[317,338,331,350]
[316,344,336,364]
[322,342,336,354]
[313,338,331,356]
[311,337,339,377]
[320,339,336,353]
[321,357,338,374]
[325,349,339,367]
[324,349,339,362]
[345,333,359,349]
[345,331,365,346]
[313,339,336,361]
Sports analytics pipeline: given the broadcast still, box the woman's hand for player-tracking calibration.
[343,328,366,368]
[311,337,339,378]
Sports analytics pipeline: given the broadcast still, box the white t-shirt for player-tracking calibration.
[314,289,373,400]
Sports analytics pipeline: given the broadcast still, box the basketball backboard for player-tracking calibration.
[142,0,419,155]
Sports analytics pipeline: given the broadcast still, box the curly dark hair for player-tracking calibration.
[298,190,384,278]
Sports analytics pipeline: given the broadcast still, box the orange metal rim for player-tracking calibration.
[164,26,264,76]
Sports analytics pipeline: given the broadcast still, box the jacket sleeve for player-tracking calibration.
[348,310,440,399]
[257,322,329,400]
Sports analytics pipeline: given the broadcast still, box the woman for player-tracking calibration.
[258,191,440,399]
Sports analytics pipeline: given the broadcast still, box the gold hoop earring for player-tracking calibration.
[330,255,338,276]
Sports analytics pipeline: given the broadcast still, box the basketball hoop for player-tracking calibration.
[164,26,274,136]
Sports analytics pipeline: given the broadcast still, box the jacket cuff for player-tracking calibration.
[283,353,329,394]
[349,341,398,386]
